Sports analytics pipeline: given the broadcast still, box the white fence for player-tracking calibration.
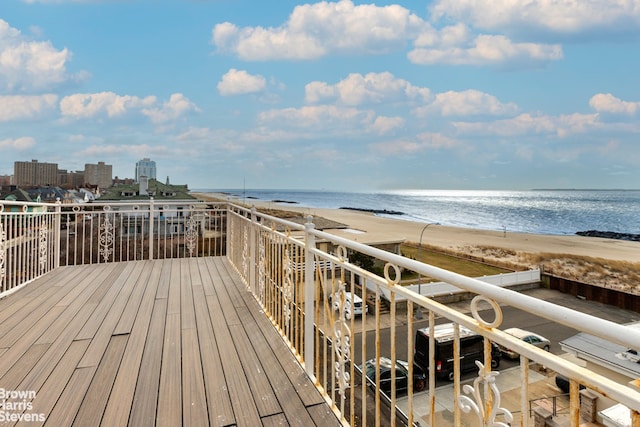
[384,269,541,301]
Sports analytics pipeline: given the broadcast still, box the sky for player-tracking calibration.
[1,0,639,191]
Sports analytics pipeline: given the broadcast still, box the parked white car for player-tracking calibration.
[500,327,551,359]
[330,291,368,320]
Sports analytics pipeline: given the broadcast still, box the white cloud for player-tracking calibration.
[217,69,267,96]
[81,143,170,158]
[60,92,155,119]
[372,116,405,134]
[452,112,601,137]
[415,89,519,117]
[409,32,562,66]
[212,0,424,60]
[59,92,197,123]
[0,136,36,150]
[212,1,566,68]
[305,72,431,106]
[142,93,200,124]
[258,105,374,130]
[0,19,81,92]
[590,93,640,115]
[370,132,457,155]
[0,94,58,121]
[429,0,640,36]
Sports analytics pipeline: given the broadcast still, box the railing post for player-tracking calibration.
[304,216,316,377]
[54,199,61,269]
[225,203,231,257]
[148,197,154,260]
[249,207,257,294]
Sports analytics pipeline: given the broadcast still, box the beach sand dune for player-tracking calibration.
[193,193,640,293]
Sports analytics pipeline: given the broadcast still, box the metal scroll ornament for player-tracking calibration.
[98,214,114,263]
[0,223,5,283]
[333,282,351,400]
[282,249,294,335]
[241,227,249,282]
[38,221,48,272]
[257,233,266,304]
[458,361,513,427]
[185,215,198,257]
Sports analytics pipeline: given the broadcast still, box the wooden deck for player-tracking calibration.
[0,257,341,426]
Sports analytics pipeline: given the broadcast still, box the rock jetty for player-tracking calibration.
[339,207,405,215]
[576,230,640,241]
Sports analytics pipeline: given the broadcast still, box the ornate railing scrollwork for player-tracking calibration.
[257,231,266,303]
[282,248,294,336]
[185,215,198,257]
[333,281,351,401]
[38,221,48,273]
[99,213,115,263]
[241,226,249,282]
[0,222,5,285]
[458,361,513,427]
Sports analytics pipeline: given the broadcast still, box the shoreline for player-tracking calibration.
[193,192,640,264]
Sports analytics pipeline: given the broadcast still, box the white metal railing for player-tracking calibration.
[227,205,640,427]
[0,198,226,295]
[3,199,640,426]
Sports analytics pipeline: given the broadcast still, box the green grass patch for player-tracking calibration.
[400,244,510,283]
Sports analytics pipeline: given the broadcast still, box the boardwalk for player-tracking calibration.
[0,257,341,426]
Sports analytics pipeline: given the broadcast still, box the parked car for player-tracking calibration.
[361,357,426,396]
[329,291,367,320]
[414,323,501,381]
[499,327,551,359]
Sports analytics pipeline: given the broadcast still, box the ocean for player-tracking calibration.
[195,189,640,236]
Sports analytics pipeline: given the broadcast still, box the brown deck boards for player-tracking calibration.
[0,257,340,426]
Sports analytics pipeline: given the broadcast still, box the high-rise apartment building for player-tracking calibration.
[135,158,156,182]
[14,160,58,187]
[85,161,113,189]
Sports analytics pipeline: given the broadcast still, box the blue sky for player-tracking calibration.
[1,0,639,191]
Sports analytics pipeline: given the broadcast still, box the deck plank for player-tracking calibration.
[75,262,138,341]
[0,274,69,340]
[71,335,128,427]
[128,297,167,427]
[180,259,208,427]
[206,276,261,426]
[43,366,94,427]
[77,262,149,368]
[217,258,329,408]
[156,311,182,427]
[0,265,112,385]
[0,257,341,427]
[191,280,235,426]
[16,339,91,427]
[101,260,162,427]
[0,268,81,348]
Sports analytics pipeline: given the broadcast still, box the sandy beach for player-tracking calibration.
[194,192,640,262]
[193,192,640,292]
